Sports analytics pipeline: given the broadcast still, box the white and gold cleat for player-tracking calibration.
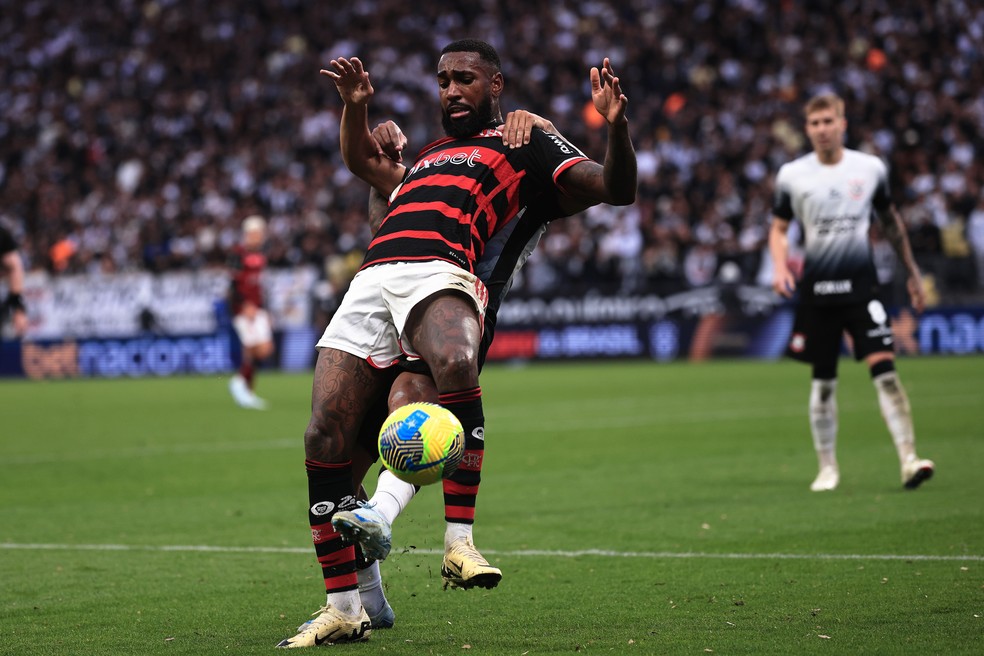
[276,605,371,648]
[441,537,502,590]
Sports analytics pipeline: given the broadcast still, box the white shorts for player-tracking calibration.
[233,309,273,347]
[316,261,488,367]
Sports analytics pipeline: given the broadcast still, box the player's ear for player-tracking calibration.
[490,71,504,98]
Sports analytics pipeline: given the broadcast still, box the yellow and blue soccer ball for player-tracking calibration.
[378,402,465,486]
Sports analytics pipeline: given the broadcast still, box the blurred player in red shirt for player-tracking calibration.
[228,215,274,409]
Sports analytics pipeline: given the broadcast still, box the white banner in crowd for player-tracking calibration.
[21,268,318,340]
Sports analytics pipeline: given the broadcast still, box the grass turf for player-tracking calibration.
[1,356,981,654]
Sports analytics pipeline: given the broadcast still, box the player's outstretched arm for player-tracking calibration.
[320,57,405,196]
[881,204,926,313]
[768,217,797,298]
[556,58,637,207]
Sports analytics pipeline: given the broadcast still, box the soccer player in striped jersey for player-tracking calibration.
[320,113,582,635]
[276,40,636,648]
[768,92,934,493]
[228,215,275,410]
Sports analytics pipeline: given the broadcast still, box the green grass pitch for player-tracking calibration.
[2,356,982,655]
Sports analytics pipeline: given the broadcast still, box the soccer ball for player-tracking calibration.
[378,402,465,486]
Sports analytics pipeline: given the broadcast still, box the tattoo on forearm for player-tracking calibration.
[883,209,918,273]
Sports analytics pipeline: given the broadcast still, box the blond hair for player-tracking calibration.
[242,215,266,234]
[804,93,845,118]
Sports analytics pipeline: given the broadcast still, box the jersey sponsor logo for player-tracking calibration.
[408,148,483,176]
[310,501,335,516]
[813,279,852,295]
[815,214,861,237]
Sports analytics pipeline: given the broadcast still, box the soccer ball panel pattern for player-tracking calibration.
[378,402,465,486]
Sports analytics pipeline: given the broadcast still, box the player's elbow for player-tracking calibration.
[619,189,637,206]
[609,184,636,206]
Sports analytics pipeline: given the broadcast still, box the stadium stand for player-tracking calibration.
[1,0,982,302]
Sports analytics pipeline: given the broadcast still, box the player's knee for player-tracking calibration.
[430,348,478,388]
[303,420,345,462]
[389,373,438,410]
[868,356,895,379]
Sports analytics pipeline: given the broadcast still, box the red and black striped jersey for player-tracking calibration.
[228,245,266,313]
[361,126,589,274]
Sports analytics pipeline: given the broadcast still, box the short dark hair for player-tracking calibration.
[441,39,501,72]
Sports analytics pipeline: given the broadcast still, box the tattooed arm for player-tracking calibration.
[880,204,926,313]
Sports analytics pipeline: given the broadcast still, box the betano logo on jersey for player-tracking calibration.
[407,148,484,176]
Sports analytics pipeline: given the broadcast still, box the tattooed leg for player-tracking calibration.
[304,347,387,463]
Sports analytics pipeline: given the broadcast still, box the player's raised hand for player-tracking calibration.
[320,56,374,106]
[590,58,628,126]
[499,110,558,148]
[371,120,408,163]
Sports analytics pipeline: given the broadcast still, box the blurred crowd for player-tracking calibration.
[2,0,983,308]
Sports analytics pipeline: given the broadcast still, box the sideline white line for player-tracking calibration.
[1,542,980,562]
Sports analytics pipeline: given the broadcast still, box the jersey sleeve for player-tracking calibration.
[521,128,591,191]
[871,158,891,213]
[771,165,794,221]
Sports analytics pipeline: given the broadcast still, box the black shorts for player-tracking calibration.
[786,299,895,366]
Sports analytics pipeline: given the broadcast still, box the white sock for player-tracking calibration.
[369,470,417,525]
[356,560,388,619]
[325,589,361,616]
[809,379,838,470]
[445,521,473,549]
[873,371,916,464]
